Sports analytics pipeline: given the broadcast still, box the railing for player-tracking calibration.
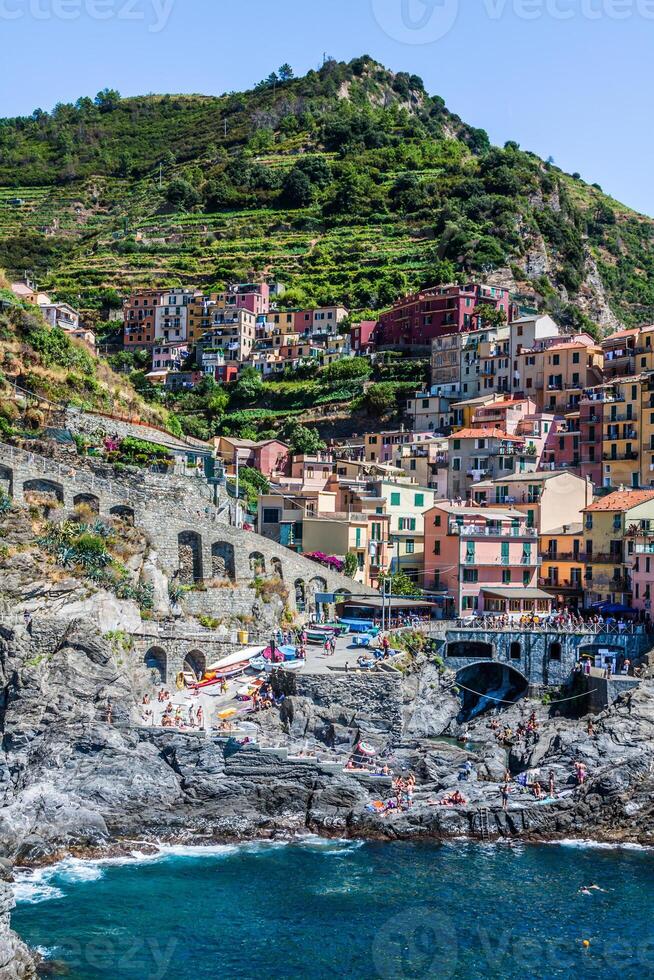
[540,552,582,561]
[452,617,647,636]
[450,524,538,538]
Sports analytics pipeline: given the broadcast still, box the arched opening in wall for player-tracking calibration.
[110,504,135,525]
[23,478,64,514]
[178,530,203,584]
[183,649,206,683]
[211,541,235,580]
[73,492,100,516]
[447,640,494,660]
[455,662,529,722]
[310,576,328,595]
[144,646,167,685]
[510,641,522,660]
[549,641,562,662]
[249,552,266,576]
[0,464,13,498]
[271,557,283,580]
[295,579,307,613]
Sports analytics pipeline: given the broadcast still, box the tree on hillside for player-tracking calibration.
[321,357,371,384]
[278,64,294,82]
[166,178,200,210]
[95,88,121,113]
[281,422,326,456]
[364,382,397,418]
[233,367,264,403]
[281,168,314,208]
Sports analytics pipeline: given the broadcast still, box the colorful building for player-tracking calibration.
[376,283,513,351]
[424,503,545,618]
[582,489,654,608]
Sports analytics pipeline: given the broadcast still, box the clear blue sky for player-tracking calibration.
[1,0,652,214]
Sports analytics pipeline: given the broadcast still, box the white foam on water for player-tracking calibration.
[552,838,653,852]
[12,868,65,906]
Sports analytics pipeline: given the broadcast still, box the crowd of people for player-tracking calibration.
[489,711,540,747]
[458,610,645,634]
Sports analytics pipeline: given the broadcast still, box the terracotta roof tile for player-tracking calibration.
[585,489,654,513]
[449,428,524,442]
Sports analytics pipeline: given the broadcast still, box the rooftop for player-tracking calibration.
[585,489,654,513]
[449,428,524,442]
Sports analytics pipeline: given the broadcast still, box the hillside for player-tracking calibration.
[1,57,653,332]
[0,279,175,434]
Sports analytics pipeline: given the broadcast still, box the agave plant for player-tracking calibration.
[56,546,77,567]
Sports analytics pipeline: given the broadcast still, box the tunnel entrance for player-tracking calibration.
[455,661,529,722]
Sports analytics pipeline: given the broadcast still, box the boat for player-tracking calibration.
[265,658,304,672]
[206,646,267,673]
[192,661,251,689]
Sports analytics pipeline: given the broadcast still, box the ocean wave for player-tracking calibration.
[13,869,64,906]
[552,838,653,851]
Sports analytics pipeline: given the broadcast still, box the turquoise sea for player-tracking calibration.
[12,838,654,979]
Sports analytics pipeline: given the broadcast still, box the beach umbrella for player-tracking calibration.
[218,708,237,720]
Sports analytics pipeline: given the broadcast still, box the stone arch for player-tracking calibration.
[0,464,13,498]
[249,551,266,576]
[178,530,203,584]
[294,578,307,613]
[447,640,494,660]
[73,492,100,515]
[309,576,328,596]
[271,556,283,580]
[23,478,64,510]
[211,541,235,580]
[110,504,135,525]
[183,649,206,682]
[144,646,167,684]
[455,661,529,721]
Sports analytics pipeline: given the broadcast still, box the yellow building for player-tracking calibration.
[582,488,654,606]
[539,523,585,607]
[515,335,603,413]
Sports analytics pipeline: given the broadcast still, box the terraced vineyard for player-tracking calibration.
[1,56,653,326]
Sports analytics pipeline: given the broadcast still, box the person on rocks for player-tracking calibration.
[196,705,204,729]
[105,701,113,725]
[549,770,556,798]
[575,761,588,786]
[501,781,511,811]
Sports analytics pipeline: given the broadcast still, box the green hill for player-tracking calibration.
[0,56,652,330]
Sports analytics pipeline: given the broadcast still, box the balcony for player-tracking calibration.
[602,452,639,462]
[450,524,538,538]
[539,577,583,590]
[540,551,582,562]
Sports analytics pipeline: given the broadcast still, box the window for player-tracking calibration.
[355,528,362,548]
[261,508,280,524]
[452,458,461,471]
[453,440,461,450]
[462,568,478,583]
[434,515,441,527]
[405,539,415,555]
[434,540,441,555]
[552,354,560,366]
[572,352,580,364]
[523,571,531,586]
[502,570,512,584]
[390,492,401,507]
[414,493,425,507]
[549,642,562,662]
[510,641,521,660]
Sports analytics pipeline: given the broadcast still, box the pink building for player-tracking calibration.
[376,284,515,351]
[214,437,290,479]
[424,502,547,618]
[222,283,270,317]
[351,320,376,353]
[471,397,538,435]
